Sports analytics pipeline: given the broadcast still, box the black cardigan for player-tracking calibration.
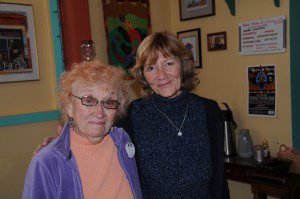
[202,97,230,199]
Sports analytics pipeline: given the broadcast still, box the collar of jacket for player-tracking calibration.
[51,123,126,160]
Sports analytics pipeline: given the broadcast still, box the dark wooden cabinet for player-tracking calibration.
[225,156,300,199]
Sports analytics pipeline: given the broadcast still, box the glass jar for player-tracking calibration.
[253,145,264,162]
[238,129,253,159]
[80,40,96,61]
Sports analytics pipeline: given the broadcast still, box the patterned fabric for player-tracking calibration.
[116,91,230,198]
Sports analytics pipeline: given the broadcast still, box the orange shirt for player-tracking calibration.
[70,130,133,199]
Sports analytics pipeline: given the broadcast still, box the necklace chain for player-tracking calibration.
[152,99,189,136]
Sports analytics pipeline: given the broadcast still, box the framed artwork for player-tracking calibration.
[179,0,215,21]
[102,0,151,77]
[177,28,202,68]
[207,31,227,51]
[0,3,39,83]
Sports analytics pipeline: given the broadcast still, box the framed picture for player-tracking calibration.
[0,3,39,83]
[179,0,215,21]
[207,31,227,51]
[177,28,202,68]
[102,0,151,77]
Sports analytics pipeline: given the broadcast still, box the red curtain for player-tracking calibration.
[59,0,92,70]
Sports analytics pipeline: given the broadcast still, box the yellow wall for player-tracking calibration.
[90,0,291,153]
[0,120,60,198]
[175,1,290,198]
[0,0,60,198]
[173,0,291,152]
[89,0,173,64]
[172,1,290,198]
[0,0,291,198]
[88,0,174,99]
[0,0,58,116]
[90,0,291,199]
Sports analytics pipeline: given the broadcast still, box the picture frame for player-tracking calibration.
[207,31,227,51]
[177,28,202,68]
[0,3,39,83]
[179,0,215,21]
[102,0,151,78]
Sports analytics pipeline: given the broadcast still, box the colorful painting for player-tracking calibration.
[102,0,151,75]
[248,65,276,117]
[0,3,38,83]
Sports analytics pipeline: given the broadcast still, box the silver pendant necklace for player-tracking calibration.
[152,99,189,136]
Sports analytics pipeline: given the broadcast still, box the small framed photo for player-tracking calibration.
[0,3,39,83]
[177,28,202,68]
[179,0,215,21]
[207,31,227,51]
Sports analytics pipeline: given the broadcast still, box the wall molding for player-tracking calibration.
[0,111,60,127]
[225,0,280,16]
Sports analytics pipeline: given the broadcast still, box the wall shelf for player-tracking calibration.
[225,0,280,16]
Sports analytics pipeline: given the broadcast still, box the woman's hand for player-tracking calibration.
[32,126,62,157]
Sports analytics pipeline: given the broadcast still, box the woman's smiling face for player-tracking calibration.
[143,52,182,98]
[67,80,118,143]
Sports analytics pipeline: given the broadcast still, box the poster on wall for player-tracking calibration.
[248,65,276,117]
[239,16,286,56]
[0,3,39,83]
[102,0,151,77]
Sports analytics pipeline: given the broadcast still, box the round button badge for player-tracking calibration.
[125,142,135,158]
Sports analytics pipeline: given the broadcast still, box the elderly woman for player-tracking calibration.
[33,31,230,199]
[23,60,142,199]
[116,31,230,198]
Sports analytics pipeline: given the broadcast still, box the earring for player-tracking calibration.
[68,117,74,128]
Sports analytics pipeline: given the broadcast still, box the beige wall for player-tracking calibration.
[0,0,291,198]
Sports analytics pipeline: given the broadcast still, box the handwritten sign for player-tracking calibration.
[239,16,286,55]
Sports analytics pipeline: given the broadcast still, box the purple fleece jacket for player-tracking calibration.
[22,124,142,199]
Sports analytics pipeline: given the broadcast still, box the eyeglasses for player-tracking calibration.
[71,94,120,109]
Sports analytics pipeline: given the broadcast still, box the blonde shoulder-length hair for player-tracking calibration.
[131,31,199,97]
[59,60,129,123]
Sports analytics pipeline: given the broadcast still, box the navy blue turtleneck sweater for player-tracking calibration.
[117,91,230,199]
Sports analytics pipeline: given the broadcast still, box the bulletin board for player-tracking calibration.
[239,16,286,55]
